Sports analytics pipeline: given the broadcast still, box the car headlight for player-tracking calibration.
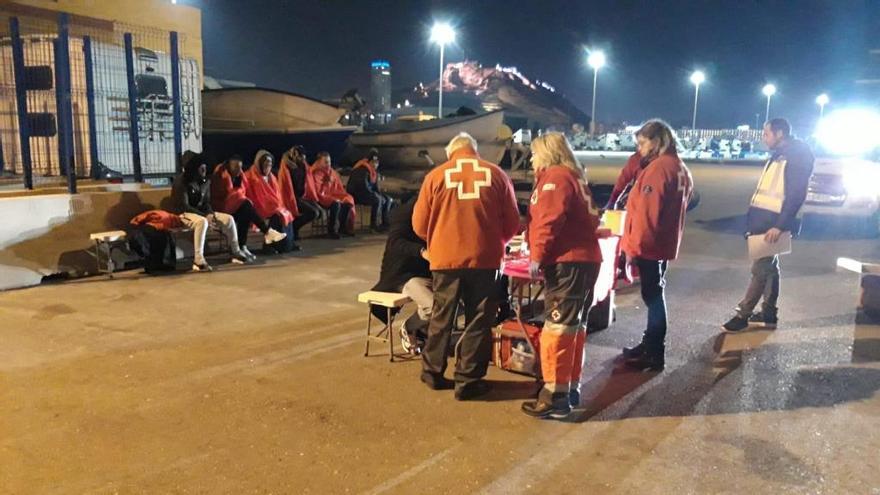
[842,164,880,199]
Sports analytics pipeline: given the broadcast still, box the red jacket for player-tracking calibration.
[622,152,693,261]
[211,164,249,214]
[608,152,642,208]
[527,166,602,265]
[413,146,520,270]
[130,210,182,231]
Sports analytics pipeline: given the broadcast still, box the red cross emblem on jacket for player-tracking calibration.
[444,158,492,200]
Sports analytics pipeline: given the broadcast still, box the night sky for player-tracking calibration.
[182,0,878,132]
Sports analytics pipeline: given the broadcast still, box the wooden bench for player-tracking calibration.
[358,290,411,362]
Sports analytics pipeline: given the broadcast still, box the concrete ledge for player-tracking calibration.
[0,186,174,290]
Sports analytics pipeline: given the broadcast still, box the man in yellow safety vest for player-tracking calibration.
[723,118,814,332]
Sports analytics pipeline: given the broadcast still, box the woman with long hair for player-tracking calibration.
[520,132,603,419]
[620,119,693,371]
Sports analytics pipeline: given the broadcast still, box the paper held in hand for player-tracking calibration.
[747,231,792,260]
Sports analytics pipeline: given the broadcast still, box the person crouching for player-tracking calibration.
[520,132,603,419]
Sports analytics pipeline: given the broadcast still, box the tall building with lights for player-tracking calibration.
[370,60,392,113]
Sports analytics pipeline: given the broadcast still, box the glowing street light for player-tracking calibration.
[430,23,456,119]
[762,83,776,123]
[690,70,705,130]
[816,93,829,118]
[587,51,606,135]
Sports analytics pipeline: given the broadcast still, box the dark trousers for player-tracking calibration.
[292,198,321,240]
[544,262,601,326]
[265,214,295,253]
[328,201,353,235]
[736,255,780,318]
[635,258,669,355]
[232,200,269,248]
[355,191,393,227]
[422,269,499,386]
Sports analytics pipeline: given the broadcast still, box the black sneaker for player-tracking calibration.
[749,311,778,329]
[569,389,581,408]
[722,315,750,333]
[624,353,665,372]
[521,392,571,419]
[454,380,492,401]
[420,372,454,390]
[622,342,646,359]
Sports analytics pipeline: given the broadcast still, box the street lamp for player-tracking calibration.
[430,22,455,119]
[690,70,705,130]
[762,83,776,123]
[587,50,606,135]
[816,93,829,118]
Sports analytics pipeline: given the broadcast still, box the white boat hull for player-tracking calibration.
[348,111,507,169]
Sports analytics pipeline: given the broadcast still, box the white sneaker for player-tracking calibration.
[264,228,287,245]
[192,261,213,272]
[231,252,250,264]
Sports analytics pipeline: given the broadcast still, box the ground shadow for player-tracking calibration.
[584,323,880,421]
[694,214,747,235]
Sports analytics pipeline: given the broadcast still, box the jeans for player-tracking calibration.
[327,201,354,235]
[736,255,780,318]
[355,191,393,227]
[635,258,669,355]
[292,199,321,240]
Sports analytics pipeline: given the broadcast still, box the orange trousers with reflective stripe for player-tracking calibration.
[539,262,600,392]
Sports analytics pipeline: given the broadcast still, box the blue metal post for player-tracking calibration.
[0,130,5,174]
[55,13,76,193]
[10,17,34,189]
[82,36,100,179]
[123,32,143,182]
[169,31,183,173]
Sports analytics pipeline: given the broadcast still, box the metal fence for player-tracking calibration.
[0,9,202,191]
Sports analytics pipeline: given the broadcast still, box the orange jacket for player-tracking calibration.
[244,161,295,225]
[412,146,520,270]
[527,166,602,265]
[210,164,250,214]
[130,210,182,231]
[622,152,693,261]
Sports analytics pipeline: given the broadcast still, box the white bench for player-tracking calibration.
[90,230,128,277]
[358,290,411,362]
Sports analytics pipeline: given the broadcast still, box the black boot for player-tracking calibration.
[622,342,646,359]
[624,352,665,371]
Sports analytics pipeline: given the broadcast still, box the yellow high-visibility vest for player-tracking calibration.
[751,156,786,213]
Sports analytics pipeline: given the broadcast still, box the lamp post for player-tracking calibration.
[762,83,776,123]
[430,23,455,119]
[690,70,705,130]
[816,93,829,118]
[587,50,605,135]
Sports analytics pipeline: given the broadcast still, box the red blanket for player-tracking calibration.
[310,162,354,208]
[130,210,182,231]
[211,164,249,214]
[245,161,295,225]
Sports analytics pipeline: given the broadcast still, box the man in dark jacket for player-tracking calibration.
[171,152,250,269]
[723,118,814,332]
[347,149,394,231]
[371,194,433,351]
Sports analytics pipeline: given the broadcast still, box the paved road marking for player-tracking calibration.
[361,446,456,495]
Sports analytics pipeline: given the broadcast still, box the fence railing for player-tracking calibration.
[0,9,201,192]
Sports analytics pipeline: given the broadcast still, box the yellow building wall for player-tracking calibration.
[2,0,202,74]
